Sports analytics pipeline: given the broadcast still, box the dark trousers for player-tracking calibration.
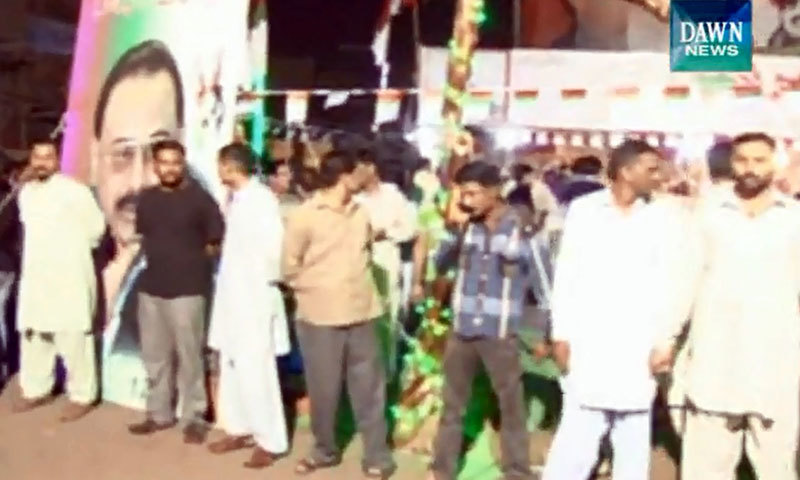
[431,335,534,480]
[296,320,394,473]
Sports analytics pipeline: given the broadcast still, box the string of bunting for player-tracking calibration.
[247,115,800,153]
[236,79,800,102]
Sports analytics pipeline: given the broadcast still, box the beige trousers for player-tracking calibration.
[19,331,97,404]
[681,407,799,480]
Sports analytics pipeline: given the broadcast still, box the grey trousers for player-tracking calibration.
[137,293,207,425]
[296,320,395,473]
[431,335,534,480]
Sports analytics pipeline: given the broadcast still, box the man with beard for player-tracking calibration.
[427,161,551,480]
[90,40,184,406]
[14,137,106,422]
[651,132,800,480]
[127,139,223,444]
[542,140,663,480]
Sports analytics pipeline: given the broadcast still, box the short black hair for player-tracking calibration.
[355,145,378,167]
[454,160,502,188]
[510,163,534,183]
[571,155,603,176]
[151,139,186,159]
[318,150,356,188]
[296,166,319,193]
[30,135,60,155]
[732,132,776,151]
[707,141,734,181]
[94,40,184,138]
[264,158,288,177]
[218,143,256,174]
[607,139,659,181]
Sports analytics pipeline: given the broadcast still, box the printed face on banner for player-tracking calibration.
[91,40,184,245]
[62,0,250,410]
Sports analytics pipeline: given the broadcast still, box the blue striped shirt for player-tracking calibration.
[435,209,552,339]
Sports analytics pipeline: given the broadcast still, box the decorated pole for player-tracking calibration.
[392,0,485,451]
[440,0,485,181]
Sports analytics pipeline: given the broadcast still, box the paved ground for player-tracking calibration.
[0,382,680,480]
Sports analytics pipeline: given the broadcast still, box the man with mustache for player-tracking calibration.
[127,139,223,444]
[651,132,800,480]
[427,161,551,480]
[90,40,185,407]
[14,137,106,422]
[542,140,663,480]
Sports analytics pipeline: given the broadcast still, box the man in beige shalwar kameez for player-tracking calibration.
[15,139,105,422]
[652,132,800,480]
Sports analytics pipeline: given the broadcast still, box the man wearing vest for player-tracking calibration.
[427,161,551,480]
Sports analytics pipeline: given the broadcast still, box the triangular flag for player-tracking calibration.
[286,91,309,123]
[324,92,350,109]
[375,89,402,124]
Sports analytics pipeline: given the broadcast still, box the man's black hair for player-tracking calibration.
[607,139,658,181]
[510,163,534,183]
[264,158,288,177]
[29,135,61,155]
[218,143,256,174]
[463,125,494,153]
[93,40,184,138]
[152,139,186,159]
[571,155,603,176]
[707,141,734,181]
[454,160,502,188]
[318,150,356,189]
[732,132,776,150]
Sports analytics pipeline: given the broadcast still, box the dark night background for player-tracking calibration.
[0,0,550,147]
[265,0,518,132]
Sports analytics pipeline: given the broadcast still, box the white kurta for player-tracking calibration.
[551,190,670,411]
[355,182,417,312]
[545,190,672,480]
[208,179,289,453]
[664,187,800,420]
[17,174,105,332]
[355,182,416,375]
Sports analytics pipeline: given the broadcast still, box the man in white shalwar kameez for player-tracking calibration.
[15,138,105,422]
[207,144,289,469]
[543,140,666,480]
[652,133,800,480]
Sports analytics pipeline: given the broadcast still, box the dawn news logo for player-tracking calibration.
[670,0,753,72]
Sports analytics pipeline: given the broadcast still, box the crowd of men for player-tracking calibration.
[0,129,796,480]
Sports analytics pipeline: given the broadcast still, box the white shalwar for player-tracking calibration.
[208,179,290,454]
[17,174,105,403]
[543,190,672,480]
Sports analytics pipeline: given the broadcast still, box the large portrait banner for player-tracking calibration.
[61,0,249,409]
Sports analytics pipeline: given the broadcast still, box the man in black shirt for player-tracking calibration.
[127,139,224,444]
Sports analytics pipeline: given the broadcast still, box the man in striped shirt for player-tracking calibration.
[428,161,551,480]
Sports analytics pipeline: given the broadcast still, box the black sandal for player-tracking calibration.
[294,456,340,476]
